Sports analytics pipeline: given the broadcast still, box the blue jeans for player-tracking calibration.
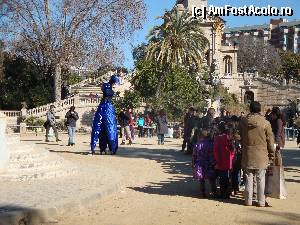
[158,134,165,144]
[67,126,76,144]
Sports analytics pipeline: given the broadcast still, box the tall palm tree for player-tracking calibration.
[146,9,209,97]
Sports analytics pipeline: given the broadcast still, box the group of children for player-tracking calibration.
[192,119,242,199]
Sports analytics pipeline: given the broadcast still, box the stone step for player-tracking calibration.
[72,87,102,93]
[7,157,64,171]
[7,143,35,153]
[0,163,78,182]
[6,135,20,144]
[9,151,50,163]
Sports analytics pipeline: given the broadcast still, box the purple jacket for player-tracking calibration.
[192,139,215,180]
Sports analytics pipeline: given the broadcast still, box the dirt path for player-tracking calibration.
[35,135,300,225]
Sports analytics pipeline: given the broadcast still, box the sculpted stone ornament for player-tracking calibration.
[212,19,225,36]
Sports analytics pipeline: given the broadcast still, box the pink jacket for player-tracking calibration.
[214,134,234,170]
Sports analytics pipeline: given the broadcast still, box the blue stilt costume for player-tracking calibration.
[91,75,120,155]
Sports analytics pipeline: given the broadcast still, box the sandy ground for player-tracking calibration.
[23,133,300,225]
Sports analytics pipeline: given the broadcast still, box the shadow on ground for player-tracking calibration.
[282,149,300,167]
[0,205,46,225]
[243,209,300,225]
[43,144,300,206]
[115,147,246,205]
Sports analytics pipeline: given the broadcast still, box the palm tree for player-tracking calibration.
[146,9,209,97]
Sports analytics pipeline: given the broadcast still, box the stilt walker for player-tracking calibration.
[91,75,120,155]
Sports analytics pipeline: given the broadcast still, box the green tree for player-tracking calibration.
[0,55,53,109]
[113,90,141,114]
[145,9,208,97]
[132,60,207,121]
[279,51,300,82]
[210,85,246,114]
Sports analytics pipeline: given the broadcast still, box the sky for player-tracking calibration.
[122,0,300,69]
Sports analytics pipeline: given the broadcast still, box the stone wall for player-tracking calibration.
[221,76,300,108]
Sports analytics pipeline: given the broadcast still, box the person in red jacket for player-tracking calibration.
[214,121,235,199]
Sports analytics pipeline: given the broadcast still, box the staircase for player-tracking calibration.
[0,71,133,127]
[255,77,300,107]
[0,134,77,181]
[69,71,113,97]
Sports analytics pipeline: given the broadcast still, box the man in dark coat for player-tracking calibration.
[181,107,196,152]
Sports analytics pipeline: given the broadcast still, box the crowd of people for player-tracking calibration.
[117,108,156,144]
[183,102,285,206]
[43,74,287,207]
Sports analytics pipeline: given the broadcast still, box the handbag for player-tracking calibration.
[43,120,50,128]
[265,166,288,199]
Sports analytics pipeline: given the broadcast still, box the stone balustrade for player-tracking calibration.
[27,97,76,117]
[1,71,132,121]
[1,111,21,118]
[69,71,114,89]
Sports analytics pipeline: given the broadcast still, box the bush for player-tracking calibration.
[56,119,67,131]
[24,116,45,126]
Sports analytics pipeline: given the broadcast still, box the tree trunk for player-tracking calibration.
[54,64,62,101]
[155,66,170,98]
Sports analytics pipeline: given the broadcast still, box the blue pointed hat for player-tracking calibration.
[109,75,120,85]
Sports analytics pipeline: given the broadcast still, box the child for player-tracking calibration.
[228,117,242,195]
[137,114,145,138]
[214,122,235,199]
[192,129,216,198]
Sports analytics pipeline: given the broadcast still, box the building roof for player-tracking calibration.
[279,20,300,27]
[224,24,270,33]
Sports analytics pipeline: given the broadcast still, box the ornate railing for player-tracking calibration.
[27,97,76,117]
[69,71,114,89]
[2,71,133,119]
[1,111,21,117]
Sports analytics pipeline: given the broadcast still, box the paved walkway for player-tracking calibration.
[1,134,300,225]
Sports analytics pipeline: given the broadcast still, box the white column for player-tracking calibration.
[0,112,9,173]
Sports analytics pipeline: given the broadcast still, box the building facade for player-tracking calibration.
[224,18,300,53]
[176,0,238,79]
[176,0,300,109]
[176,0,241,105]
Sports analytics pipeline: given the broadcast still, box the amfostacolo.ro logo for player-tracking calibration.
[192,5,294,19]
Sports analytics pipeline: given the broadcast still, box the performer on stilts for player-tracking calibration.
[91,75,120,155]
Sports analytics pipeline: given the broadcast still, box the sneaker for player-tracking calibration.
[56,139,61,142]
[120,142,125,145]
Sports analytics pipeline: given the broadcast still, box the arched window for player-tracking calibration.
[223,56,233,75]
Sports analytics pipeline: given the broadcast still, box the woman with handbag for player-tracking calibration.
[65,106,79,146]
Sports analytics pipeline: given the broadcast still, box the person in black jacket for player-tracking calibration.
[181,107,196,153]
[65,106,79,146]
[118,108,132,145]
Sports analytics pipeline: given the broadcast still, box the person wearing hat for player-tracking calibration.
[91,74,120,155]
[45,105,61,142]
